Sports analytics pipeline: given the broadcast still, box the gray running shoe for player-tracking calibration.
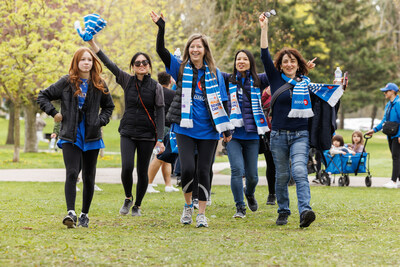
[62,212,77,228]
[233,205,246,218]
[131,205,141,216]
[180,205,193,224]
[77,214,89,228]
[119,198,133,215]
[192,198,199,209]
[196,213,208,228]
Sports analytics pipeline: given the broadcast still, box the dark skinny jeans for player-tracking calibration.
[389,137,400,182]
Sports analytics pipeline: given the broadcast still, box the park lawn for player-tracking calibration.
[1,182,400,266]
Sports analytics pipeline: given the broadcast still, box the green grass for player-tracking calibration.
[1,182,400,266]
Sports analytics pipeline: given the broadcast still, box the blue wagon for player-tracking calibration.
[319,135,372,187]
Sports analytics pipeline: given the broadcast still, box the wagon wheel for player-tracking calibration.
[338,176,345,187]
[365,175,372,187]
[320,171,331,186]
[344,174,350,186]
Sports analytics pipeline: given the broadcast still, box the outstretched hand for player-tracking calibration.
[307,57,317,69]
[259,13,268,29]
[150,11,164,24]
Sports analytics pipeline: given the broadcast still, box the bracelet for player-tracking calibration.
[157,139,163,142]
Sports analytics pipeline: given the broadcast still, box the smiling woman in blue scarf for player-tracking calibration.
[151,11,234,228]
[220,50,270,219]
[259,13,343,228]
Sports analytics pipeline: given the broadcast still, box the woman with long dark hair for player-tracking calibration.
[151,11,233,227]
[86,38,165,217]
[37,47,114,228]
[221,49,269,218]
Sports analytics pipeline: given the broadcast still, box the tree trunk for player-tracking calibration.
[13,102,20,162]
[370,105,377,129]
[24,103,38,152]
[5,99,14,145]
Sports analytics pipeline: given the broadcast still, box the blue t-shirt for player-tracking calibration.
[232,77,259,140]
[58,79,105,151]
[166,54,228,140]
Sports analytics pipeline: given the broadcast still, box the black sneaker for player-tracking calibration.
[233,205,246,218]
[62,212,77,228]
[131,205,141,216]
[119,198,133,215]
[176,176,182,187]
[245,194,258,212]
[299,210,316,228]
[276,213,289,225]
[266,194,276,205]
[77,214,89,228]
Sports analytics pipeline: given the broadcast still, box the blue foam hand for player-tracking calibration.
[74,14,107,41]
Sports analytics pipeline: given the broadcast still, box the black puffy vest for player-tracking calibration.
[119,74,158,139]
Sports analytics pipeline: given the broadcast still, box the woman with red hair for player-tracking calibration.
[37,47,115,228]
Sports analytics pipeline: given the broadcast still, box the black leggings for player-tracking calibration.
[176,133,217,201]
[389,138,400,182]
[62,143,99,213]
[263,132,276,195]
[120,136,155,206]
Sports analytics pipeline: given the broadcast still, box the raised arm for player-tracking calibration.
[259,13,269,49]
[150,11,171,68]
[87,38,130,89]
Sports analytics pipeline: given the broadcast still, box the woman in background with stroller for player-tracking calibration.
[366,83,400,189]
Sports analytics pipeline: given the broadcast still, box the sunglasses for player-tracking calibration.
[133,60,149,67]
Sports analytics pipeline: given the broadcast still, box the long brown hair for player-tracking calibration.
[178,34,217,80]
[69,47,108,96]
[274,47,309,76]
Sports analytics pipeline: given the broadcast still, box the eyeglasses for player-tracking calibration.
[133,60,149,67]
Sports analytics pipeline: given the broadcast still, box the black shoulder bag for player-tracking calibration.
[382,102,399,136]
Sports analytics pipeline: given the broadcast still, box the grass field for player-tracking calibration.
[1,182,400,266]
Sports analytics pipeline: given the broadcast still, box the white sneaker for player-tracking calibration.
[94,184,103,191]
[150,183,158,187]
[384,180,397,189]
[147,184,160,193]
[165,186,179,192]
[397,181,400,188]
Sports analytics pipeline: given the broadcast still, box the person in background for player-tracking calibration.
[86,36,165,217]
[37,47,114,228]
[366,83,400,189]
[329,135,355,156]
[221,50,270,218]
[147,71,179,193]
[151,11,233,227]
[348,130,364,153]
[35,113,47,145]
[261,86,277,205]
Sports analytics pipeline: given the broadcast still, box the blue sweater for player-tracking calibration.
[374,95,400,139]
[261,48,308,131]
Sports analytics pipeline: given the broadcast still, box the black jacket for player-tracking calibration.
[37,75,115,143]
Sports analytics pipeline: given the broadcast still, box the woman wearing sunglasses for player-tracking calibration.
[86,38,165,217]
[151,11,233,228]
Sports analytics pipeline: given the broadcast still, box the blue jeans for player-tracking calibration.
[226,138,259,207]
[270,130,312,215]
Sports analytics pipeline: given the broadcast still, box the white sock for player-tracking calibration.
[68,210,76,216]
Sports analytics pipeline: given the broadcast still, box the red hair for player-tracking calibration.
[69,47,108,96]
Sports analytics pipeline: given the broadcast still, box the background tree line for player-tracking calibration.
[1,0,399,161]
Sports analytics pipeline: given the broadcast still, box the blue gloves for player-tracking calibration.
[74,14,107,41]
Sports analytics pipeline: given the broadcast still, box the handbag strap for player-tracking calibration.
[270,83,294,115]
[136,82,157,137]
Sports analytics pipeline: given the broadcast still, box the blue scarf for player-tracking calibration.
[228,76,269,134]
[281,73,343,118]
[180,61,233,133]
[74,14,107,41]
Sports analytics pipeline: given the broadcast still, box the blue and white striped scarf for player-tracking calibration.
[281,73,343,118]
[74,14,107,41]
[228,77,269,134]
[180,62,233,133]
